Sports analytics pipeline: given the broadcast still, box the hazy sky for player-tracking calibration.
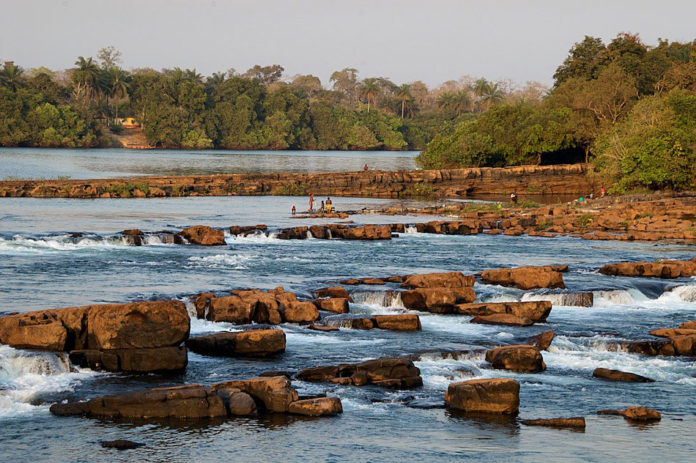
[1,0,695,88]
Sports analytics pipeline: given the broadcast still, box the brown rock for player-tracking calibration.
[454,301,552,323]
[371,314,421,331]
[339,279,360,285]
[207,295,255,324]
[531,330,555,350]
[282,301,320,323]
[312,286,354,302]
[522,417,585,429]
[121,229,143,236]
[350,317,375,329]
[401,287,476,312]
[215,376,299,413]
[445,378,520,415]
[87,301,189,350]
[471,314,534,326]
[288,397,343,416]
[185,329,286,357]
[480,266,565,290]
[485,345,546,372]
[296,357,422,389]
[193,292,214,319]
[69,346,188,373]
[649,328,696,338]
[308,324,339,332]
[361,278,385,285]
[592,368,654,383]
[315,298,350,314]
[400,272,475,289]
[598,406,661,422]
[680,320,696,330]
[178,225,226,246]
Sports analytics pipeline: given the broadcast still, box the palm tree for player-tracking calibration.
[395,84,413,119]
[359,78,381,113]
[451,90,472,116]
[208,72,226,88]
[437,91,455,114]
[473,78,505,112]
[184,68,203,84]
[72,56,100,101]
[107,67,130,122]
[0,61,24,91]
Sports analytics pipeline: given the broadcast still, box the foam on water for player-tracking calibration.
[187,253,252,269]
[350,290,405,308]
[225,231,285,244]
[593,288,648,305]
[658,284,696,303]
[0,345,100,419]
[0,234,130,254]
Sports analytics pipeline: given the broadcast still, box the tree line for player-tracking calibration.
[0,47,541,151]
[417,34,696,192]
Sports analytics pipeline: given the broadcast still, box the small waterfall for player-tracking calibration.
[306,230,314,239]
[522,292,593,307]
[0,347,73,381]
[405,225,417,234]
[182,297,198,319]
[350,290,405,308]
[659,284,696,303]
[593,289,644,305]
[327,228,333,239]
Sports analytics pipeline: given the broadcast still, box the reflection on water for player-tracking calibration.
[0,147,419,180]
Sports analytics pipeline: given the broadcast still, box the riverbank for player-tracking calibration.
[0,163,594,199]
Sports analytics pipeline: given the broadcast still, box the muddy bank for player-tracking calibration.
[0,164,593,199]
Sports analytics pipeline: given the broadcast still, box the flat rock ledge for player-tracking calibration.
[445,378,520,415]
[186,329,286,357]
[521,417,586,429]
[592,368,654,383]
[296,357,422,389]
[50,376,342,421]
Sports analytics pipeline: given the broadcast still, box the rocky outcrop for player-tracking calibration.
[400,272,475,289]
[530,330,555,350]
[186,329,286,357]
[485,345,546,372]
[592,368,654,383]
[401,288,476,312]
[470,314,534,326]
[414,220,482,235]
[296,357,422,389]
[202,288,319,325]
[229,224,267,236]
[445,378,520,415]
[521,417,586,429]
[177,225,226,246]
[371,314,422,331]
[0,301,189,373]
[598,406,661,422]
[315,298,350,314]
[454,301,552,323]
[278,224,392,241]
[312,286,354,302]
[599,258,696,278]
[480,266,565,290]
[50,376,342,420]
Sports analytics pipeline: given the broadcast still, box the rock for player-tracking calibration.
[177,225,226,246]
[649,328,696,338]
[100,440,145,450]
[617,340,675,356]
[207,295,255,324]
[87,301,190,350]
[214,376,299,413]
[288,397,343,416]
[599,259,696,278]
[296,357,422,389]
[471,314,534,326]
[485,345,546,372]
[522,417,585,429]
[350,317,375,329]
[361,278,385,285]
[598,406,661,422]
[193,292,214,319]
[0,306,88,351]
[531,330,555,350]
[229,224,267,236]
[281,301,320,323]
[276,226,309,240]
[401,287,476,312]
[185,329,286,357]
[454,301,552,322]
[315,298,350,314]
[592,368,654,383]
[680,320,696,329]
[312,286,354,302]
[308,324,339,332]
[339,279,360,285]
[50,384,230,419]
[121,229,144,236]
[445,378,520,415]
[335,224,392,240]
[400,272,475,289]
[371,314,421,331]
[69,346,188,373]
[480,266,565,290]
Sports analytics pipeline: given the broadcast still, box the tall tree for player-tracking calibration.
[0,62,24,91]
[359,78,380,113]
[395,84,413,119]
[72,56,100,102]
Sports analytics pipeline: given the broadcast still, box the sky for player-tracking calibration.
[1,0,695,88]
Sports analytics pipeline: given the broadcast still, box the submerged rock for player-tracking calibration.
[521,417,585,429]
[480,266,565,290]
[445,378,520,415]
[598,406,661,422]
[592,368,654,383]
[100,440,145,450]
[185,329,286,357]
[485,345,546,373]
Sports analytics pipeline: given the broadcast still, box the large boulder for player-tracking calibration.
[296,357,422,389]
[335,224,392,240]
[400,272,475,289]
[0,306,88,351]
[69,346,188,373]
[592,368,654,383]
[207,295,255,324]
[372,314,421,331]
[315,298,350,314]
[599,259,696,278]
[470,314,534,326]
[178,225,226,246]
[87,301,189,350]
[480,266,565,290]
[445,378,520,415]
[485,345,546,372]
[312,286,354,302]
[454,301,552,323]
[530,330,555,350]
[186,329,286,357]
[401,287,476,312]
[288,397,343,416]
[281,301,320,323]
[214,376,299,413]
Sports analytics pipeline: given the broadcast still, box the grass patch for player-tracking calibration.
[575,213,594,228]
[518,199,540,208]
[105,182,150,198]
[276,182,307,196]
[401,183,436,199]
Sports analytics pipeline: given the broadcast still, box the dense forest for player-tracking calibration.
[0,47,540,152]
[418,34,696,192]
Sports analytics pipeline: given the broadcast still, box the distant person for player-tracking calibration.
[309,193,314,212]
[510,192,517,205]
[326,197,333,213]
[363,164,368,171]
[600,187,606,198]
[320,200,325,213]
[291,205,296,215]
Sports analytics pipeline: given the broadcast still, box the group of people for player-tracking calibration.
[291,194,333,215]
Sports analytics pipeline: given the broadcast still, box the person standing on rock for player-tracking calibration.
[309,194,314,212]
[320,200,325,213]
[363,164,368,171]
[291,205,296,215]
[326,197,333,213]
[510,192,518,205]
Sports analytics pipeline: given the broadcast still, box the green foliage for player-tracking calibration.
[576,213,595,227]
[401,183,436,199]
[104,182,150,197]
[276,182,308,196]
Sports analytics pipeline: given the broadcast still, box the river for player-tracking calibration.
[0,152,695,462]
